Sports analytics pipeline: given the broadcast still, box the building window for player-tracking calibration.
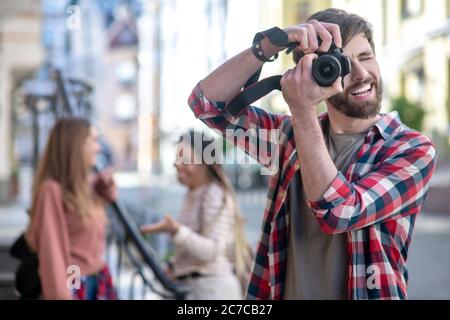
[401,0,424,19]
[400,54,425,103]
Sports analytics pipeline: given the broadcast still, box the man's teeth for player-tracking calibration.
[351,84,371,95]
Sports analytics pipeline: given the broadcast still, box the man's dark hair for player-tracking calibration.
[293,8,375,64]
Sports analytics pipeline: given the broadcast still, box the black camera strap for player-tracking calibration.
[226,41,298,117]
[225,31,352,117]
[226,44,349,117]
[227,74,282,117]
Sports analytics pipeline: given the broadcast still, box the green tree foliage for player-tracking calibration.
[390,96,426,131]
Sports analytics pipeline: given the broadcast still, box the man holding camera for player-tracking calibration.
[188,8,436,300]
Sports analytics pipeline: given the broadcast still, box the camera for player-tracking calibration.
[312,44,351,87]
[226,40,353,117]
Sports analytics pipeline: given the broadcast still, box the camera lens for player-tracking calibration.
[312,55,341,87]
[319,62,334,76]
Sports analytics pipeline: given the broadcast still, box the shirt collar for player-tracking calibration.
[319,111,403,141]
[373,111,403,140]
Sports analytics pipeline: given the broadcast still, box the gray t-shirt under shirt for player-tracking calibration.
[283,123,367,300]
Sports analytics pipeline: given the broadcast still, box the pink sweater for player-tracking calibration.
[26,179,108,300]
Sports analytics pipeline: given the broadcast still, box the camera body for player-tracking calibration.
[312,44,351,87]
[226,38,353,117]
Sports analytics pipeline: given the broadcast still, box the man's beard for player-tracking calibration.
[328,78,383,119]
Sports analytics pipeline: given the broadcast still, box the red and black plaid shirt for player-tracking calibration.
[188,84,437,299]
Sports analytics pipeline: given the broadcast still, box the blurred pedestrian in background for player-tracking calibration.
[141,130,252,299]
[26,117,118,300]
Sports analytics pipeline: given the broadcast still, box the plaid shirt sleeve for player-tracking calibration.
[188,83,289,165]
[307,134,437,234]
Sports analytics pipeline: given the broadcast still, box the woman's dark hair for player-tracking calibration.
[177,130,225,187]
[293,8,375,64]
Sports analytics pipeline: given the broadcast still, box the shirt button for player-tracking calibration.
[294,164,300,171]
[278,191,285,199]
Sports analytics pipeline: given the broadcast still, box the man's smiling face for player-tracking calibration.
[328,32,383,119]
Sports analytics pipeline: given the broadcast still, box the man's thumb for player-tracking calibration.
[325,77,343,98]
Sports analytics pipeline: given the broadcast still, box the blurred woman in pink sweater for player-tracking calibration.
[26,117,117,300]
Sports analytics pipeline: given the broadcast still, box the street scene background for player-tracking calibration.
[0,0,450,299]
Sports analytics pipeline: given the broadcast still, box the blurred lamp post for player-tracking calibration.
[21,71,56,170]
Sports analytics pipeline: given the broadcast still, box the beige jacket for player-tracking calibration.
[172,182,236,277]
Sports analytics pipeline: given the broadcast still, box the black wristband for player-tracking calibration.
[252,38,278,62]
[251,27,290,62]
[261,26,290,47]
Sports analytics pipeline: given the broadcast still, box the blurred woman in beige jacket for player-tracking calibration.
[141,131,251,299]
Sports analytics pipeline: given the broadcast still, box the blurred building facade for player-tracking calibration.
[1,0,450,203]
[277,0,450,141]
[0,0,43,203]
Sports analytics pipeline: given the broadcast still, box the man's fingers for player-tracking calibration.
[308,20,332,52]
[281,68,293,87]
[293,58,303,78]
[333,77,344,95]
[300,53,318,80]
[319,22,342,48]
[285,21,341,54]
[285,27,307,51]
[305,23,319,53]
[322,77,343,98]
[297,28,309,51]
